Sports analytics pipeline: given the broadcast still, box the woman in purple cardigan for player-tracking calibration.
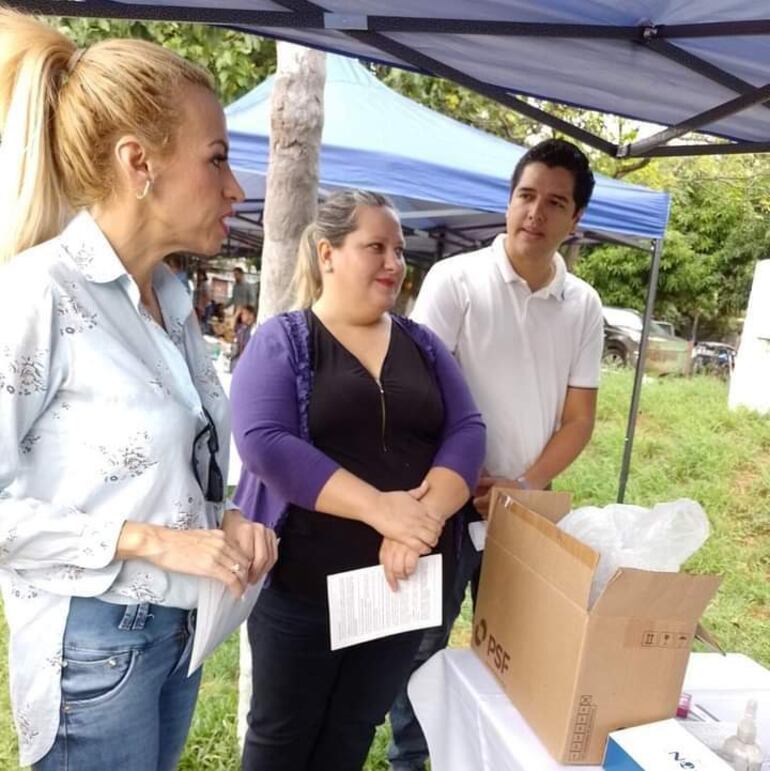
[231,190,485,771]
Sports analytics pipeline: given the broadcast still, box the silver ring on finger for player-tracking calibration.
[230,562,241,575]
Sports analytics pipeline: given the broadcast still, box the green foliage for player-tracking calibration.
[373,64,616,157]
[371,66,770,335]
[177,634,240,770]
[576,153,770,337]
[374,65,538,144]
[55,17,276,105]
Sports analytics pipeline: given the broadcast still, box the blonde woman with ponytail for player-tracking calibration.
[230,190,485,771]
[0,10,276,769]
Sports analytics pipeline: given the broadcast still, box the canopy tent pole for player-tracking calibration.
[434,230,445,262]
[617,237,664,502]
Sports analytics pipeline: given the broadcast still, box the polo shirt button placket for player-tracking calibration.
[522,294,532,322]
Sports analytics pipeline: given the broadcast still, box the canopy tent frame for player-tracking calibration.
[18,0,758,501]
[15,0,770,157]
[619,239,662,502]
[223,53,670,245]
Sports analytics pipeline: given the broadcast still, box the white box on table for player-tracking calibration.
[603,719,732,770]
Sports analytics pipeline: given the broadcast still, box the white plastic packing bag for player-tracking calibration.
[557,498,710,608]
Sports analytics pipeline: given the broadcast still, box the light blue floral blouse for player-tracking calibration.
[0,211,229,765]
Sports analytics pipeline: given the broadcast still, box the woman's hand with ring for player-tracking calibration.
[221,509,278,584]
[116,522,252,597]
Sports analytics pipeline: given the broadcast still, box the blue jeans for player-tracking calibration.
[242,586,425,771]
[34,596,201,771]
[387,526,481,771]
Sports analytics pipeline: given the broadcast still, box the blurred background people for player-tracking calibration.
[231,303,256,371]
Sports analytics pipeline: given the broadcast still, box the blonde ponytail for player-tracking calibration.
[0,9,74,263]
[291,224,323,310]
[0,8,214,264]
[290,189,396,309]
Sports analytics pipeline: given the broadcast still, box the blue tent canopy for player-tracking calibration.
[227,54,670,253]
[28,1,770,158]
[18,0,733,499]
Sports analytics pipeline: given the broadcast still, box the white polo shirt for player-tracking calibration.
[412,234,603,480]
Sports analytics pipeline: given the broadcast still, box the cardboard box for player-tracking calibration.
[603,719,733,770]
[471,489,721,765]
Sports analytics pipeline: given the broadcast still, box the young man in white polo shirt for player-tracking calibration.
[388,138,604,771]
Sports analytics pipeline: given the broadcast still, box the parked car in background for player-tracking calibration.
[653,320,676,338]
[692,341,736,379]
[602,306,690,375]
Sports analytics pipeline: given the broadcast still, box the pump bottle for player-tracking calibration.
[721,699,764,771]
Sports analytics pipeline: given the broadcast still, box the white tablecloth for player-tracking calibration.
[408,649,770,771]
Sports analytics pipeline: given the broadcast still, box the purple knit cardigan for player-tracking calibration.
[231,310,485,532]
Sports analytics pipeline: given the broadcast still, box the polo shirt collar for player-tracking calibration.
[492,233,567,301]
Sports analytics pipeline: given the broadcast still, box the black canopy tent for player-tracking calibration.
[11,0,769,499]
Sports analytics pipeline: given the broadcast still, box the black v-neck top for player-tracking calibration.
[272,312,454,604]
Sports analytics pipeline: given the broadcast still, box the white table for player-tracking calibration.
[682,651,770,767]
[408,649,770,771]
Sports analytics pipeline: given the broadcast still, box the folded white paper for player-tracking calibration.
[468,521,487,551]
[188,575,265,676]
[327,554,442,651]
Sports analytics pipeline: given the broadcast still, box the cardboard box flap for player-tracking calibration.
[488,492,599,610]
[695,622,726,654]
[489,486,573,526]
[591,568,721,619]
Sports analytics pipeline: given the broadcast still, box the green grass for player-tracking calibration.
[2,370,769,769]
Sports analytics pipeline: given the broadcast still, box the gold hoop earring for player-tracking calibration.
[136,178,152,200]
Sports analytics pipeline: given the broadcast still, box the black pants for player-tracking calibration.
[242,586,424,771]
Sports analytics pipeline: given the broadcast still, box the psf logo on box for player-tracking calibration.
[474,618,510,676]
[603,720,733,770]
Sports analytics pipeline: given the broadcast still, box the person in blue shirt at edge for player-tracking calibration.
[387,138,604,771]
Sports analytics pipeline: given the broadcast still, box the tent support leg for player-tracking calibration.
[617,238,663,503]
[435,230,445,263]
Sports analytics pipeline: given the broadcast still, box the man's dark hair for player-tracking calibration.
[509,138,595,212]
[233,267,244,275]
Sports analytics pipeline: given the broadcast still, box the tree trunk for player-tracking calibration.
[256,42,326,323]
[238,42,325,746]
